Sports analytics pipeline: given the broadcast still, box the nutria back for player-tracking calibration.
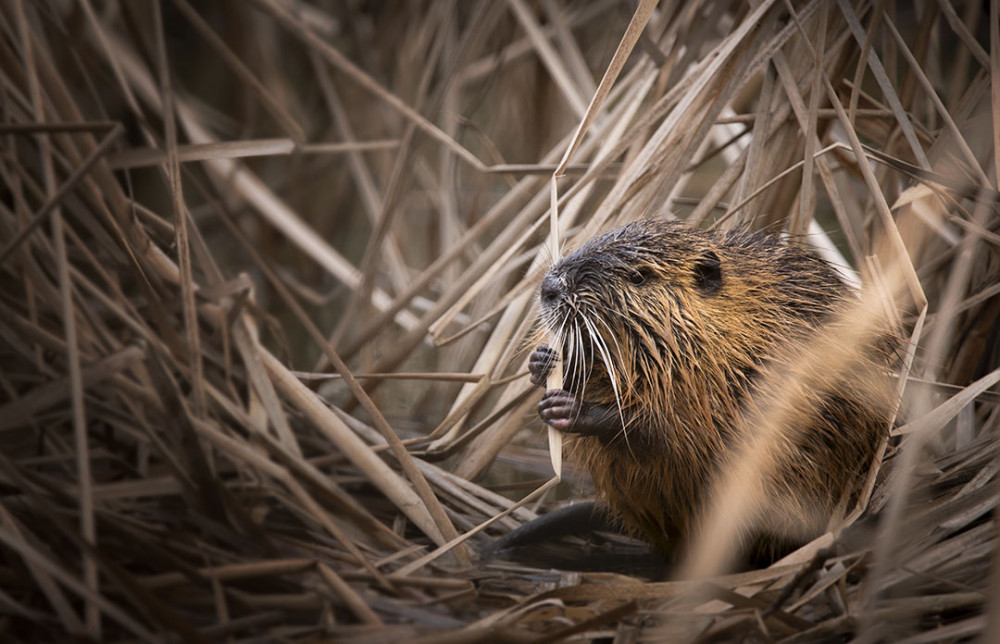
[531,219,896,562]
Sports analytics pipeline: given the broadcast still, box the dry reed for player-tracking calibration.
[0,0,998,641]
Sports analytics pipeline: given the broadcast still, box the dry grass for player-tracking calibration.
[0,0,998,641]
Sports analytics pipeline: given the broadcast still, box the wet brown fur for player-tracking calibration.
[537,219,897,561]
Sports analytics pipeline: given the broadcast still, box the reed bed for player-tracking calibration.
[0,0,998,641]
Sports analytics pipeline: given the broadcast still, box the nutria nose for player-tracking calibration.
[540,273,562,306]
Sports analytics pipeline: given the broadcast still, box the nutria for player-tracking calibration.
[528,219,896,564]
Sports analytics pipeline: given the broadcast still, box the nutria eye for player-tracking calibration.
[629,269,648,285]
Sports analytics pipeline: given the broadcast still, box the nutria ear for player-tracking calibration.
[694,250,722,293]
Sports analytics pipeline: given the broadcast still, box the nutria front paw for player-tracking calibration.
[529,345,559,387]
[539,389,621,438]
[538,388,579,432]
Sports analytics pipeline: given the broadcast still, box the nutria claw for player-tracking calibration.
[538,389,618,438]
[538,388,578,432]
[528,345,558,387]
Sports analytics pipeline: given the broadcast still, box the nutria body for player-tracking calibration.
[530,219,896,563]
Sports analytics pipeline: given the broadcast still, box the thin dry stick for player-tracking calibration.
[836,0,932,169]
[318,563,383,625]
[392,477,559,577]
[822,71,926,307]
[169,0,305,142]
[543,0,659,478]
[314,64,410,297]
[0,504,84,635]
[789,1,826,237]
[260,350,448,547]
[985,3,1000,637]
[251,0,486,171]
[154,0,206,419]
[15,1,99,635]
[187,413,394,590]
[0,124,123,267]
[991,0,1000,191]
[107,138,296,169]
[882,17,990,187]
[0,524,155,641]
[507,0,589,118]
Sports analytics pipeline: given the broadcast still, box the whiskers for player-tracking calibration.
[591,315,631,447]
[543,299,631,450]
